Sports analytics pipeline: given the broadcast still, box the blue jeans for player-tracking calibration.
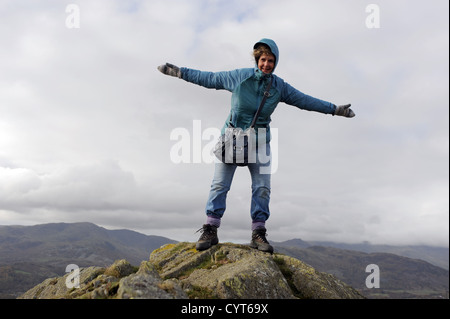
[205,143,271,223]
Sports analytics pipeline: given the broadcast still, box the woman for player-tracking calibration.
[158,38,355,253]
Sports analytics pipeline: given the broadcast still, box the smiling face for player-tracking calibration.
[253,43,277,74]
[258,53,275,74]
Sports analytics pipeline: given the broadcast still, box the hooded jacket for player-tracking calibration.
[180,38,336,142]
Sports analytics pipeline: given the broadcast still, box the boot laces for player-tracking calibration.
[253,228,270,244]
[196,224,216,241]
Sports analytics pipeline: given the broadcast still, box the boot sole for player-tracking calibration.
[196,238,219,251]
[250,241,274,254]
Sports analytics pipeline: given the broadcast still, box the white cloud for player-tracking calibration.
[0,0,448,247]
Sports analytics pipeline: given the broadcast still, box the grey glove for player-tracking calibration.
[157,63,182,78]
[334,104,355,118]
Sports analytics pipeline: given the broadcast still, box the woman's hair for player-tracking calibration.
[253,44,275,65]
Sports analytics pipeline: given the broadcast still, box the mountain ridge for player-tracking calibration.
[0,222,176,266]
[275,245,449,298]
[0,222,176,298]
[2,222,447,269]
[274,238,449,270]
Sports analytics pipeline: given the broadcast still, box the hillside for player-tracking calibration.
[0,222,176,298]
[275,245,449,299]
[0,222,175,265]
[276,239,449,270]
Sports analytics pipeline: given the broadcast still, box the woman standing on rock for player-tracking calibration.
[158,38,355,253]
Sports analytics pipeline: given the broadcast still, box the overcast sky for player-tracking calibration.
[0,0,448,247]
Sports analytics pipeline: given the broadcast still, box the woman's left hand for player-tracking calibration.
[157,63,182,78]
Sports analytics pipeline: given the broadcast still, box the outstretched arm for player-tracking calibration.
[157,62,245,92]
[281,81,355,118]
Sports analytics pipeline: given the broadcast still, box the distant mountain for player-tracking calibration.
[274,244,449,299]
[0,222,176,298]
[275,239,449,270]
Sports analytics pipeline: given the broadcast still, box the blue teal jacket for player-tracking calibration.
[180,39,336,142]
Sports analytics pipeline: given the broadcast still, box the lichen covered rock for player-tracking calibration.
[150,242,295,299]
[117,261,186,299]
[273,255,364,299]
[19,242,364,299]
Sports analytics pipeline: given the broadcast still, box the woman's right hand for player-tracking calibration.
[157,63,182,78]
[334,104,355,118]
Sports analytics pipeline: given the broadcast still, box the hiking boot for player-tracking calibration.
[250,227,273,254]
[195,224,219,251]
